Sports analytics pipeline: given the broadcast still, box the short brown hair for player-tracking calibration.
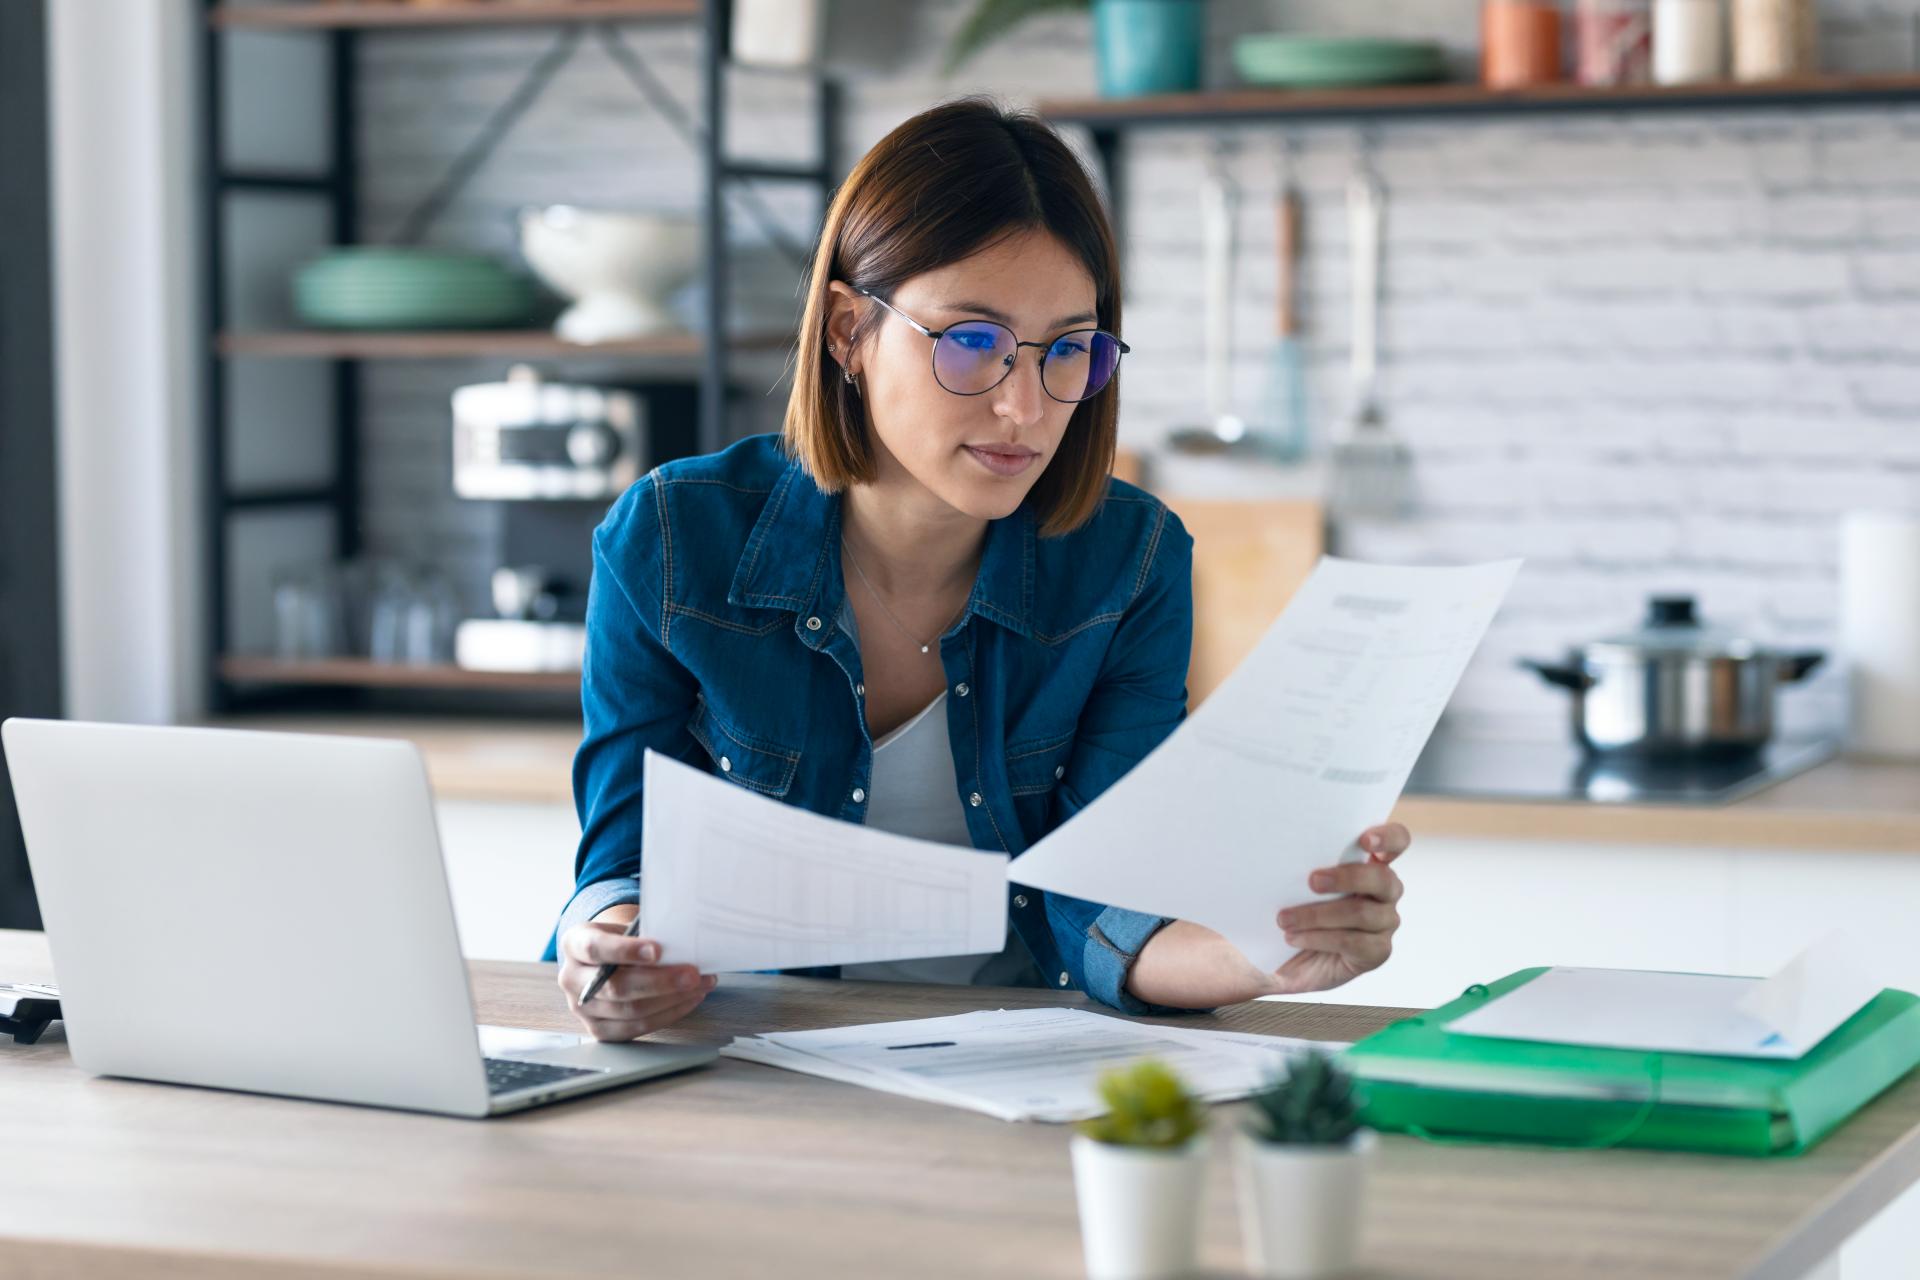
[782,97,1121,538]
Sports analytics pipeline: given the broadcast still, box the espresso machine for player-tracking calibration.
[451,366,699,672]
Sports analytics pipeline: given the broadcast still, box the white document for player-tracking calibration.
[1007,555,1521,972]
[1734,932,1886,1055]
[722,1006,1350,1122]
[641,749,1007,973]
[1449,938,1885,1059]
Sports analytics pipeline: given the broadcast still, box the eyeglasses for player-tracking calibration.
[856,288,1128,404]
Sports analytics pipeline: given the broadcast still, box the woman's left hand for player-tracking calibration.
[1266,822,1410,996]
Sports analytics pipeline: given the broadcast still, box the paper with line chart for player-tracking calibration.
[640,749,1008,973]
[1008,555,1521,972]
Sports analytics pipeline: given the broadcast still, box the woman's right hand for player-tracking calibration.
[557,909,717,1042]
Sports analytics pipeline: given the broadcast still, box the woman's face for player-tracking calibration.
[829,228,1099,523]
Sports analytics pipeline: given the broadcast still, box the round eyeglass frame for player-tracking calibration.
[854,287,1129,404]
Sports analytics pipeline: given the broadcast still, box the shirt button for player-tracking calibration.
[1013,894,1028,908]
[1054,764,1065,779]
[968,791,983,807]
[855,682,865,697]
[954,682,969,697]
[719,756,732,773]
[805,616,822,631]
[851,787,866,803]
[1058,972,1070,988]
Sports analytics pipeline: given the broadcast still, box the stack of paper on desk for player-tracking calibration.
[722,1007,1350,1123]
[641,555,1521,976]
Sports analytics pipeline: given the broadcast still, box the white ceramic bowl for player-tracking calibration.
[517,205,700,344]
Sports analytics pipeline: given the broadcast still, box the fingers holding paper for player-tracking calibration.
[1356,821,1411,863]
[1266,825,1410,996]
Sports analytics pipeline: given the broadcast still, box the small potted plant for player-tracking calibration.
[1236,1049,1376,1279]
[1070,1058,1211,1280]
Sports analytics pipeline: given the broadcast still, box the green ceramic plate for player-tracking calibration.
[293,248,537,329]
[1232,35,1448,88]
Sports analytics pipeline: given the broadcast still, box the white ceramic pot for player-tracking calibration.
[1069,1133,1210,1280]
[731,0,824,68]
[1235,1130,1376,1279]
[516,205,699,344]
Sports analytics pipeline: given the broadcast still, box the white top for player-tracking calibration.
[832,592,1040,988]
[865,691,970,842]
[839,691,1006,985]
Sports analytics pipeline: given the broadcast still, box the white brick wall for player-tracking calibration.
[354,0,1920,737]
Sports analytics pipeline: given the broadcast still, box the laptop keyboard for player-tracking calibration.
[484,1056,602,1095]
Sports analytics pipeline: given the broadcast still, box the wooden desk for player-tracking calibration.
[4,928,1916,1279]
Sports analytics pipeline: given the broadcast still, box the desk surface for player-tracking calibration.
[5,928,1918,1279]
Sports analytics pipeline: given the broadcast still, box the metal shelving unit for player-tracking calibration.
[201,0,838,712]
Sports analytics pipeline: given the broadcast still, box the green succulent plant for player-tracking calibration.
[945,0,1091,75]
[1246,1049,1364,1147]
[1076,1057,1207,1149]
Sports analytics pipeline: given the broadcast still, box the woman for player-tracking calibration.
[548,98,1410,1041]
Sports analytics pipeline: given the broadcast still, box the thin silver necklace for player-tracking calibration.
[841,537,967,655]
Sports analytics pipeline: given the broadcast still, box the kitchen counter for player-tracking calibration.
[205,714,1920,852]
[205,713,581,807]
[1392,755,1920,853]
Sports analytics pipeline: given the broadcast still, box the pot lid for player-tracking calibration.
[1580,596,1764,659]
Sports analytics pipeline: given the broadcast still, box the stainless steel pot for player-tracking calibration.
[1520,596,1824,757]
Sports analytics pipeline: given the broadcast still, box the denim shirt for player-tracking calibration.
[543,433,1204,1017]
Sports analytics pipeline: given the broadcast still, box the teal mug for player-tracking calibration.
[1094,0,1206,97]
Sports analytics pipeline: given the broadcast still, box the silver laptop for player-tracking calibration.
[1,717,714,1117]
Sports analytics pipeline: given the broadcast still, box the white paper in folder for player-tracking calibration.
[1008,556,1520,972]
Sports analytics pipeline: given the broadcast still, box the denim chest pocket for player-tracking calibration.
[687,695,801,798]
[1006,730,1075,797]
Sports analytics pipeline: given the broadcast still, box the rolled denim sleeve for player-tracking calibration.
[540,475,703,962]
[1041,506,1212,1017]
[551,877,641,953]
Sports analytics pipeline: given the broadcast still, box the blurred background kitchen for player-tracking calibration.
[5,0,1920,1041]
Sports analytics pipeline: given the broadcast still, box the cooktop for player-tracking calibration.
[1403,731,1838,806]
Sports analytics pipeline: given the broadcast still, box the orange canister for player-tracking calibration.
[1483,0,1566,88]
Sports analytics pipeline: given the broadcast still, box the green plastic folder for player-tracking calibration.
[1343,967,1920,1157]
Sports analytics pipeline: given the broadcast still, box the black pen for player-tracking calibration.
[578,914,645,1005]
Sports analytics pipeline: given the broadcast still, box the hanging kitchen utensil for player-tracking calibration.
[1252,140,1310,462]
[1327,150,1413,520]
[1168,148,1248,454]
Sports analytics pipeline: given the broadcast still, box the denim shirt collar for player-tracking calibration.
[726,455,1038,642]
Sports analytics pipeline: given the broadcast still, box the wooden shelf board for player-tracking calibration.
[1039,73,1920,127]
[219,655,581,693]
[209,1,700,31]
[216,329,788,359]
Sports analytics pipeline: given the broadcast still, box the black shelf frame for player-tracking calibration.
[202,9,364,717]
[200,0,838,713]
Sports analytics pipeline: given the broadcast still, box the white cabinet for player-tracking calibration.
[1281,835,1920,1011]
[432,798,579,962]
